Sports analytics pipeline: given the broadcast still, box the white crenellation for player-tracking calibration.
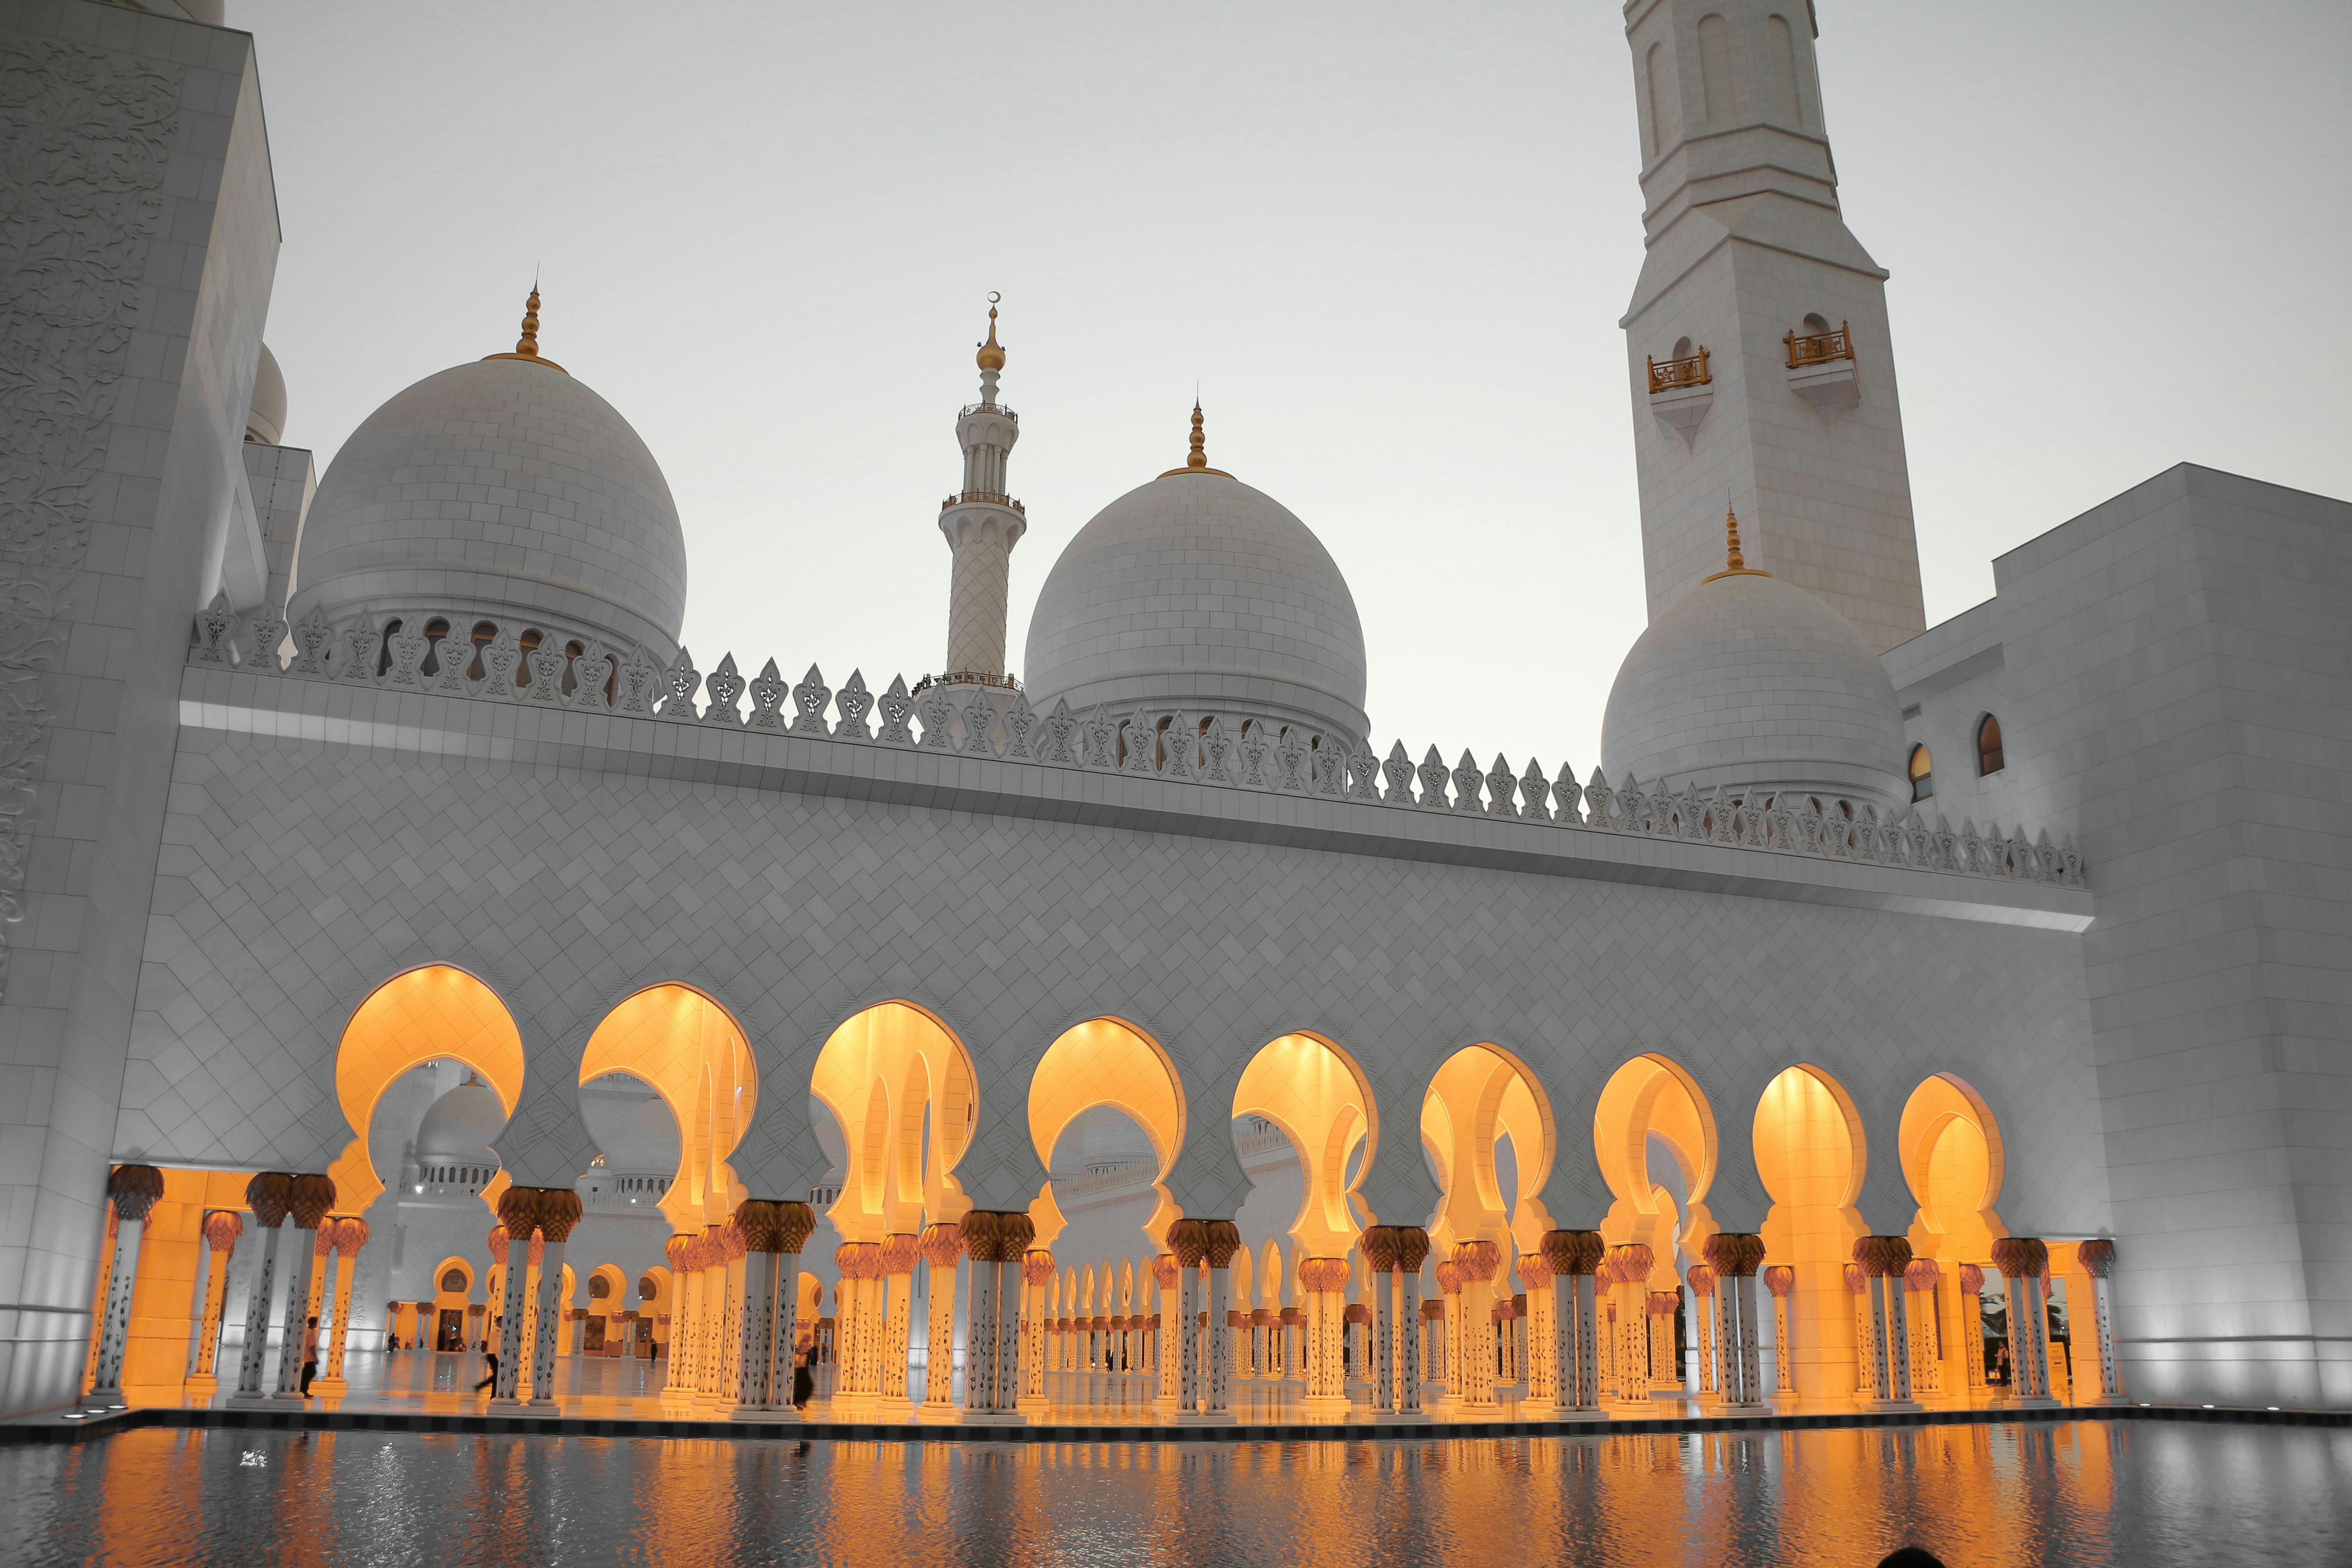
[703,653,744,724]
[834,671,875,740]
[193,603,2082,886]
[875,676,914,744]
[747,659,788,731]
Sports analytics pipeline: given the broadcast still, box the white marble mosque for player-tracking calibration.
[4,0,2348,1432]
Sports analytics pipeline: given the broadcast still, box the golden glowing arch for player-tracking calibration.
[808,1001,976,1243]
[1753,1062,1870,1406]
[579,985,760,1234]
[1233,1032,1374,1259]
[1899,1072,2009,1263]
[1422,1042,1559,1256]
[1026,1017,1188,1250]
[1594,1053,1718,1279]
[328,965,527,1215]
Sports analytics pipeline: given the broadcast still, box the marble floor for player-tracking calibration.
[78,1349,2049,1428]
[14,1417,2352,1566]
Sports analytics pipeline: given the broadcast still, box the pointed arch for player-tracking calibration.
[1027,1016,1187,1250]
[1233,1031,1375,1261]
[1422,1042,1559,1259]
[1753,1062,1870,1405]
[328,965,527,1216]
[1899,1072,2009,1262]
[579,984,759,1234]
[1594,1053,1720,1280]
[808,1001,978,1244]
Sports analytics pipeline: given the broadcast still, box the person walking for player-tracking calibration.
[299,1316,322,1396]
[475,1347,499,1394]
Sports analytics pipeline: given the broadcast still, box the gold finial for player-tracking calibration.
[516,288,542,356]
[977,291,1006,373]
[1703,505,1770,582]
[1161,397,1231,478]
[484,282,567,375]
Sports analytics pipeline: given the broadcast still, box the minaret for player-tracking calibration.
[937,295,1026,684]
[1620,0,1925,654]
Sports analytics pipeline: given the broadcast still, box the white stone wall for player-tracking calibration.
[0,0,276,1419]
[1894,465,2352,1408]
[126,665,2108,1289]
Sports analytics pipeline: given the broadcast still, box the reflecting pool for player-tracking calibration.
[7,1419,2348,1566]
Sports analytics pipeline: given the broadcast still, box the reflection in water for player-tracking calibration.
[8,1421,2348,1567]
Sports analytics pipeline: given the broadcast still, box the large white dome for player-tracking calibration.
[291,355,687,657]
[414,1075,505,1162]
[1023,468,1369,747]
[1600,566,1908,809]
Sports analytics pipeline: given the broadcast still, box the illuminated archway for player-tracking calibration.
[328,966,526,1214]
[1422,1043,1557,1261]
[1026,1017,1186,1251]
[1900,1073,2010,1400]
[584,1263,629,1356]
[1753,1063,1868,1406]
[579,986,760,1234]
[1232,1032,1373,1262]
[1593,1054,1718,1284]
[1900,1073,2007,1263]
[807,1002,976,1244]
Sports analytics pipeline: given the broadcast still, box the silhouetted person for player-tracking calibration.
[298,1316,320,1395]
[475,1349,498,1393]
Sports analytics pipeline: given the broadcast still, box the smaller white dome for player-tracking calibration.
[246,343,286,446]
[1023,468,1369,747]
[414,1075,505,1161]
[1600,568,1907,809]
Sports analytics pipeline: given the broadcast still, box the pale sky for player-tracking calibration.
[240,0,2352,770]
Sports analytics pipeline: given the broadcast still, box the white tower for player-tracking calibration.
[938,297,1026,683]
[1620,0,1925,654]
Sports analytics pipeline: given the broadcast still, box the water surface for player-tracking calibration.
[7,1420,2346,1566]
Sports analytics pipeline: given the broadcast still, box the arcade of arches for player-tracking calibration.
[80,968,2126,1423]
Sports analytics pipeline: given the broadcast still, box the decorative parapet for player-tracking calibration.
[1645,347,1710,392]
[1784,320,1855,369]
[190,597,2086,890]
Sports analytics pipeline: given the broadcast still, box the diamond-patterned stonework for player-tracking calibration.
[130,668,2109,1243]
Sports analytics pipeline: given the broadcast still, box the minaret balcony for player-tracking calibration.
[943,490,1024,514]
[1646,347,1713,451]
[1784,320,1860,423]
[1645,348,1710,392]
[1783,321,1854,368]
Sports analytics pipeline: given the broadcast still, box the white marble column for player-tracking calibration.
[528,1194,582,1410]
[273,1176,336,1401]
[87,1166,165,1400]
[231,1175,293,1402]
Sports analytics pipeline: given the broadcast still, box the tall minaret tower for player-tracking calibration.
[1620,0,1925,654]
[937,296,1026,683]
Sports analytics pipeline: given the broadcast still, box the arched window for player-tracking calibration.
[1644,43,1669,156]
[1977,715,2005,776]
[1908,744,1933,802]
[1802,312,1830,335]
[1697,14,1732,120]
[1765,14,1803,122]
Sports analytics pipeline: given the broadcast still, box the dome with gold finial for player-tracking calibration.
[1601,507,1907,808]
[291,287,688,659]
[1023,402,1368,749]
